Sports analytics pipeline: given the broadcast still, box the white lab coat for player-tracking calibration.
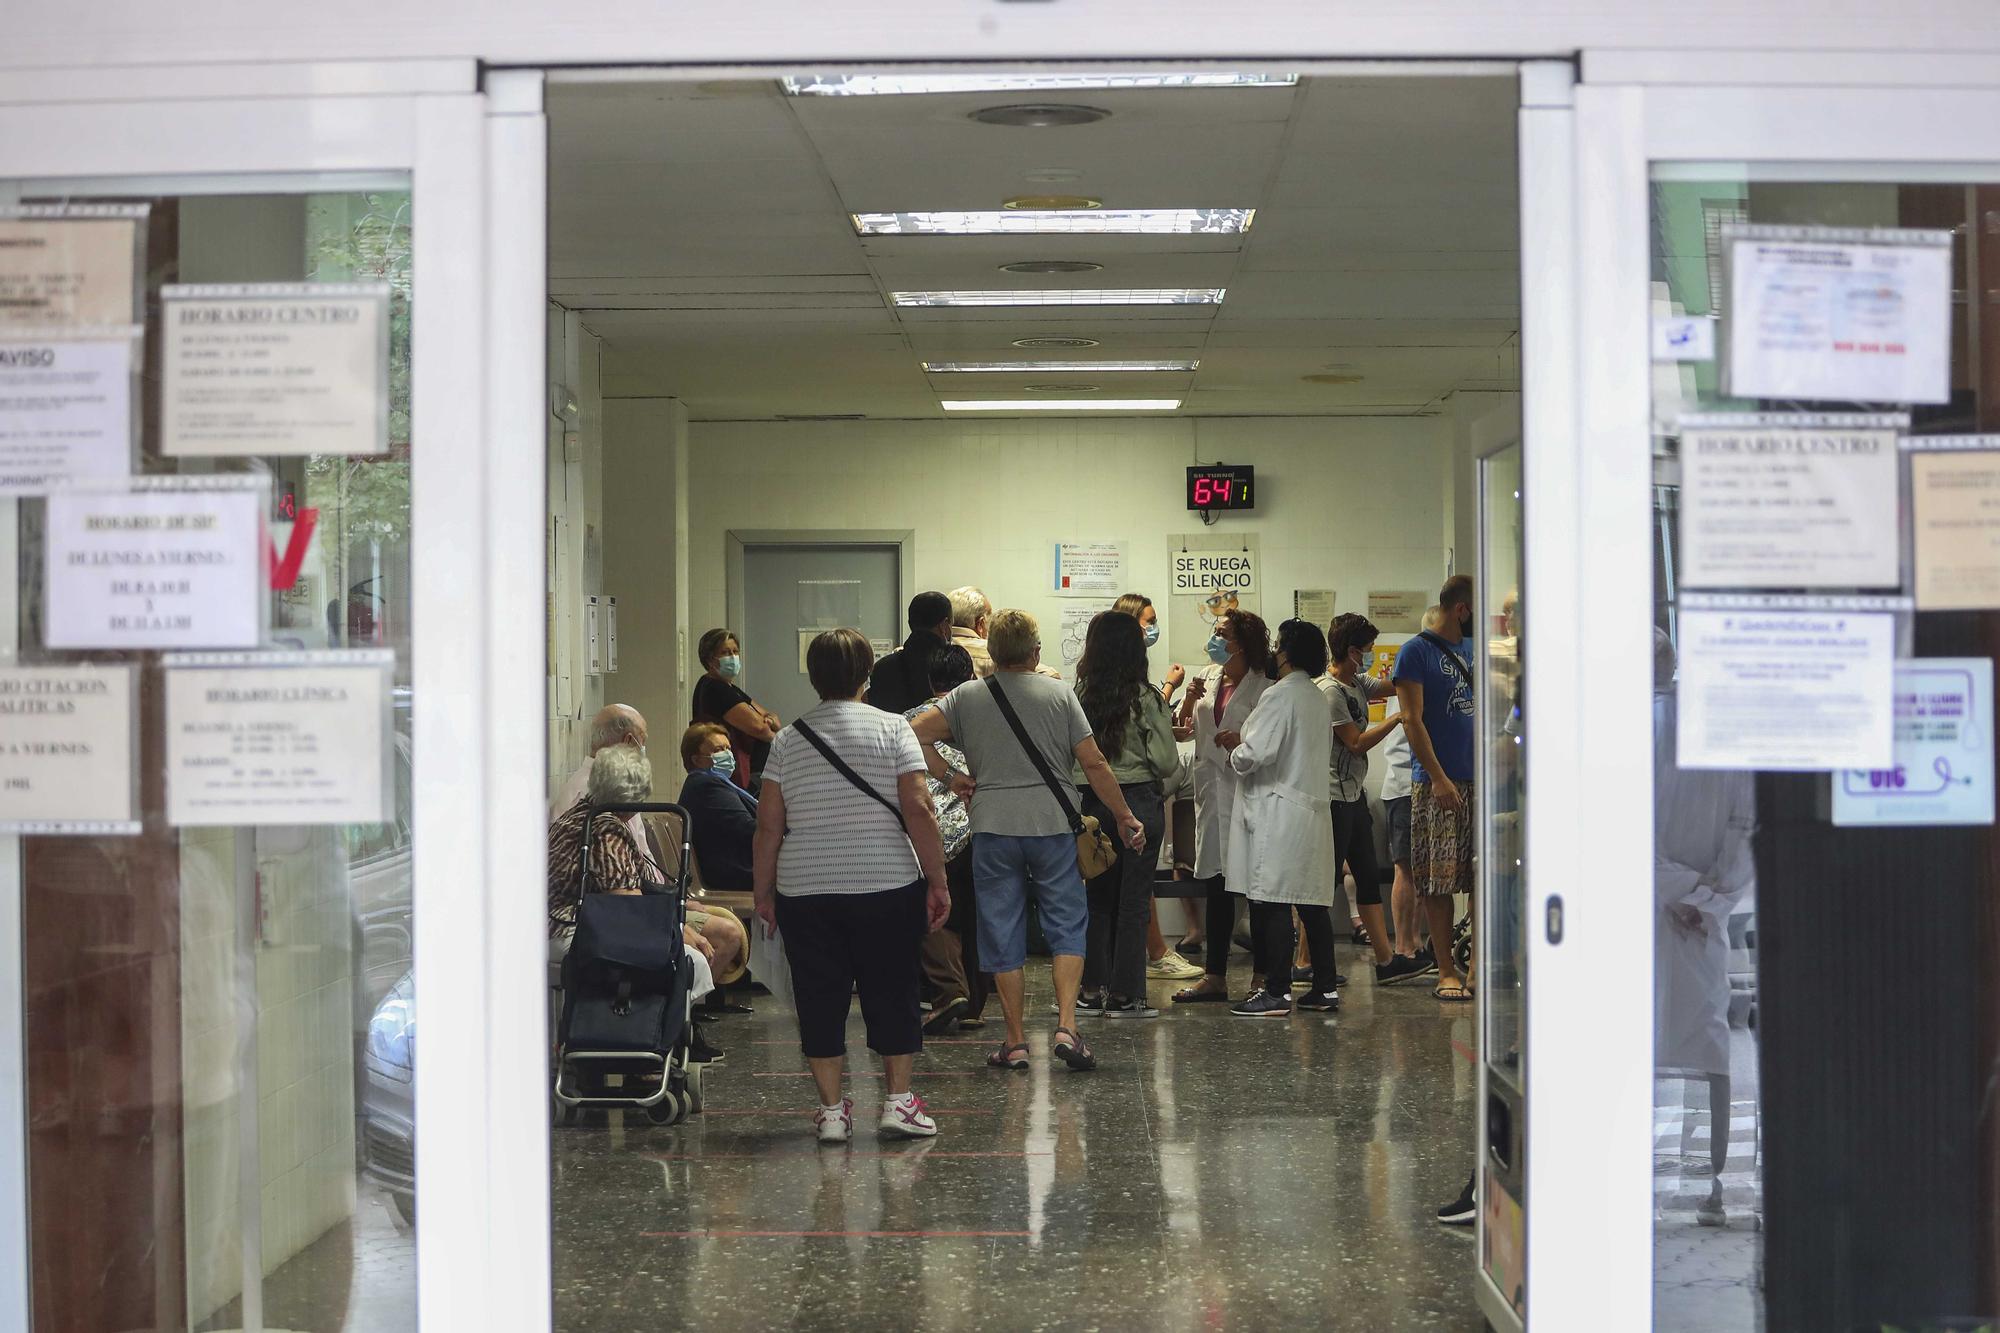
[1654,692,1755,1075]
[1223,672,1338,907]
[1190,663,1273,881]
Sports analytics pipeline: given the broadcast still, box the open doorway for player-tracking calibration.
[539,67,1521,1330]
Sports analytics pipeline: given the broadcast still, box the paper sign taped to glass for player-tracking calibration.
[0,204,147,328]
[1723,224,1952,404]
[0,664,139,834]
[1907,439,2000,610]
[1833,657,1994,827]
[0,330,139,494]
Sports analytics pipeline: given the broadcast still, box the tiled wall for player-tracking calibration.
[180,825,357,1325]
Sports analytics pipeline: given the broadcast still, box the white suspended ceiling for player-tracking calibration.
[548,73,1520,419]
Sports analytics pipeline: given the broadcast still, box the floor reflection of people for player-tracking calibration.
[1652,628,1755,1226]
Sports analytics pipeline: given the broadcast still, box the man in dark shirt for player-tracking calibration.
[867,590,954,714]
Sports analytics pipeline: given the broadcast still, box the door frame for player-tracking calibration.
[724,528,916,676]
[0,65,552,1332]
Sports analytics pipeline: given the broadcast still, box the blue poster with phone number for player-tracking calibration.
[1832,658,1994,827]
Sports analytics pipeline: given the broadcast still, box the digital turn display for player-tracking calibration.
[1187,464,1255,511]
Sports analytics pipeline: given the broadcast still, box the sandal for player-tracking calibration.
[1433,983,1473,1003]
[1172,982,1230,1003]
[1051,1027,1097,1072]
[986,1042,1030,1070]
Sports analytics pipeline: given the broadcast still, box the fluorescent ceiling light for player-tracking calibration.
[923,359,1198,373]
[855,208,1254,236]
[783,73,1297,97]
[893,288,1224,308]
[942,399,1182,412]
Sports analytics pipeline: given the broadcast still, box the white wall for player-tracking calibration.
[679,415,1453,687]
[602,398,691,750]
[546,307,605,785]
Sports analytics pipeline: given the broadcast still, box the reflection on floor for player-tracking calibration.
[201,1180,416,1332]
[553,944,1483,1333]
[1653,1029,1763,1333]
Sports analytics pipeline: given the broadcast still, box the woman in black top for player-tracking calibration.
[691,627,779,789]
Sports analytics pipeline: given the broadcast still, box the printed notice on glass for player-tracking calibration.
[1833,658,1994,827]
[1054,541,1127,597]
[164,652,393,826]
[1724,225,1951,404]
[1912,448,2000,610]
[0,335,136,493]
[0,665,138,834]
[1677,607,1895,771]
[1680,419,1901,588]
[0,207,143,327]
[45,481,267,650]
[161,283,390,457]
[1294,589,1337,625]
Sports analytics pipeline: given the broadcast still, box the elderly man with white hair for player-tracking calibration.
[950,586,1061,680]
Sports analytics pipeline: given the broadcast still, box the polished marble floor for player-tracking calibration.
[551,941,1487,1333]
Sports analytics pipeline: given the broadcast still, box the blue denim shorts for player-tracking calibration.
[970,831,1088,973]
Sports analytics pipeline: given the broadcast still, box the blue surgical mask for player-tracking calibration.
[1359,649,1376,673]
[709,749,737,776]
[1142,622,1161,648]
[1205,633,1231,665]
[718,654,742,679]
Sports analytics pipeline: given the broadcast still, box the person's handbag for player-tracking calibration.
[983,676,1120,879]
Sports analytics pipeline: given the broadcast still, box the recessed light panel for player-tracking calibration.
[942,399,1181,412]
[855,208,1253,236]
[923,360,1199,373]
[782,73,1299,96]
[893,289,1224,308]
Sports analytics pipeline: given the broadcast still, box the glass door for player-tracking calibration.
[0,71,551,1331]
[1571,74,2000,1331]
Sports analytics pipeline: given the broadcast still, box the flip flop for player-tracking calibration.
[1172,984,1230,1003]
[1433,983,1473,1003]
[986,1042,1030,1070]
[1051,1027,1096,1072]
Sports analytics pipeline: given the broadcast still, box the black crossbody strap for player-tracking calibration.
[1418,630,1473,684]
[794,720,906,831]
[985,675,1086,835]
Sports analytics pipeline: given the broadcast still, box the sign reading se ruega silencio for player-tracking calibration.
[0,664,137,831]
[161,283,389,458]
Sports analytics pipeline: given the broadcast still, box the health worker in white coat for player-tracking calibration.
[1169,608,1275,1003]
[1216,618,1342,1017]
[1653,628,1755,1225]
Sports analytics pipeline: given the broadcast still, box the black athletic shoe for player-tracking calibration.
[688,1030,727,1065]
[1413,946,1440,977]
[1229,989,1294,1018]
[1437,1175,1477,1226]
[1375,954,1430,986]
[1294,989,1341,1012]
[923,996,968,1035]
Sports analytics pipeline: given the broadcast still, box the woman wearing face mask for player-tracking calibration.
[693,627,780,791]
[676,723,761,892]
[1111,592,1187,704]
[1169,609,1275,1003]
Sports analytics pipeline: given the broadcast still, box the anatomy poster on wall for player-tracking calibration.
[1724,224,1952,404]
[0,334,136,493]
[0,664,138,834]
[1679,415,1901,589]
[1833,658,1994,828]
[0,205,145,327]
[1910,442,2000,610]
[1168,533,1259,666]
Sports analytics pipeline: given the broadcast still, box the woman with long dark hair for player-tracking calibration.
[1073,610,1178,1017]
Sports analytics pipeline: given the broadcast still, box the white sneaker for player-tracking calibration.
[878,1093,939,1139]
[1146,950,1206,981]
[814,1098,853,1144]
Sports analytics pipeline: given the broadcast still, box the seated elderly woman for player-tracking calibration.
[548,745,717,1011]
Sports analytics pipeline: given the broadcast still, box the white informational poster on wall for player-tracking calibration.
[1832,658,1994,827]
[1676,604,1896,771]
[0,206,143,327]
[1053,541,1127,597]
[163,651,393,827]
[1294,588,1336,626]
[1167,533,1260,666]
[160,283,390,457]
[1679,416,1902,589]
[1058,604,1105,670]
[0,664,138,834]
[1368,590,1428,634]
[0,334,136,493]
[44,479,267,650]
[1724,225,1952,404]
[1910,444,2000,610]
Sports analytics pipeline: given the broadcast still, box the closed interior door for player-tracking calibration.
[740,543,902,726]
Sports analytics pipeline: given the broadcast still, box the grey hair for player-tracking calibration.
[948,586,991,630]
[587,743,653,805]
[589,704,645,754]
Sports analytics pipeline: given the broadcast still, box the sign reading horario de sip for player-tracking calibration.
[0,664,138,834]
[161,283,390,458]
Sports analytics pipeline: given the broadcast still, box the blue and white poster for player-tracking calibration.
[1833,658,1994,827]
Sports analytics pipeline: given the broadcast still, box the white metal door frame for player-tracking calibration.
[0,65,553,1332]
[1562,64,2000,1333]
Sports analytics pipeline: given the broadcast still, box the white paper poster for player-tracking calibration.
[1833,658,1994,828]
[1294,589,1337,626]
[1367,590,1429,634]
[0,335,134,493]
[1725,226,1952,404]
[0,665,138,833]
[1676,603,1896,771]
[1910,444,2000,610]
[164,652,393,826]
[1652,314,1716,363]
[1167,534,1260,666]
[1679,417,1902,589]
[1058,604,1105,669]
[0,208,142,327]
[1053,541,1127,597]
[45,481,266,650]
[161,283,390,458]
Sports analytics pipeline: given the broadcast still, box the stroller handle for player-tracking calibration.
[580,800,695,897]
